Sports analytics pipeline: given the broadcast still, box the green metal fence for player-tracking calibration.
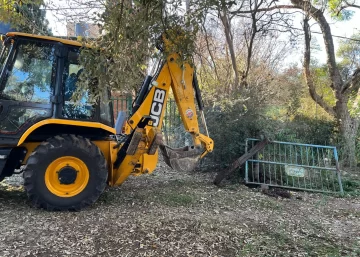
[111,96,133,118]
[245,138,344,194]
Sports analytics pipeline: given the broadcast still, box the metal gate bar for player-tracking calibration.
[245,138,344,194]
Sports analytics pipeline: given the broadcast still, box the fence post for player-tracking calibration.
[126,96,133,115]
[334,147,344,195]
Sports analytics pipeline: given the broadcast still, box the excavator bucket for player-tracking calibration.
[159,144,202,172]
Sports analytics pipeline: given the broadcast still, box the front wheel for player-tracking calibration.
[23,135,108,211]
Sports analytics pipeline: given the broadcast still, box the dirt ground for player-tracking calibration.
[0,161,359,257]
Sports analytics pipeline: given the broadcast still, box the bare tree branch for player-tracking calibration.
[344,0,360,9]
[230,4,300,15]
[201,23,221,82]
[243,0,261,88]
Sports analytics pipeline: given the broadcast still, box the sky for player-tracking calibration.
[45,13,67,36]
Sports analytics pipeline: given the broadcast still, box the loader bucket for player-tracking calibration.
[159,145,201,172]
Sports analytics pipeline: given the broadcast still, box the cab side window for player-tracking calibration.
[62,48,95,120]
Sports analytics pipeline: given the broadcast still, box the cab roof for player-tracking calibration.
[6,32,84,47]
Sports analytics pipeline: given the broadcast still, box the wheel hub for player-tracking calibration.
[58,167,78,185]
[45,156,89,197]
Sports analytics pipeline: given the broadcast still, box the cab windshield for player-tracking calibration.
[0,39,56,103]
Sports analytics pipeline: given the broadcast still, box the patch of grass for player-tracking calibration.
[302,230,349,256]
[311,245,342,257]
[237,229,292,256]
[267,230,291,245]
[257,199,283,211]
[156,192,196,207]
[351,243,360,256]
[315,195,330,208]
[167,179,187,187]
[237,228,349,257]
[224,184,240,191]
[342,178,360,197]
[340,209,360,218]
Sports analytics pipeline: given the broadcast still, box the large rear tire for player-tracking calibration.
[23,135,108,211]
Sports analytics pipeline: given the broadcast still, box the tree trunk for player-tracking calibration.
[219,8,240,92]
[336,99,359,167]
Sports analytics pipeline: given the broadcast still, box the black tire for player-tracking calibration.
[23,134,108,211]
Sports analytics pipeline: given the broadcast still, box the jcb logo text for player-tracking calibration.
[150,88,166,127]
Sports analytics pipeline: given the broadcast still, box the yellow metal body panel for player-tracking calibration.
[112,128,149,186]
[45,156,90,197]
[17,119,116,146]
[21,142,39,164]
[6,32,85,47]
[92,140,118,185]
[134,151,159,175]
[167,55,199,135]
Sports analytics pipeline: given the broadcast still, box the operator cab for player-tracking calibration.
[0,33,113,145]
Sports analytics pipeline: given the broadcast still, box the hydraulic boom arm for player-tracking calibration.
[126,52,213,166]
[111,42,213,186]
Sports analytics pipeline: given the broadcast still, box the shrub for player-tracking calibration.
[202,102,336,170]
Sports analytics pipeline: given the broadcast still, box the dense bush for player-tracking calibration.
[202,101,337,169]
[275,115,336,145]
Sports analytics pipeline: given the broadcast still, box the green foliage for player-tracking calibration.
[0,0,51,35]
[203,99,260,166]
[336,33,360,118]
[276,116,336,144]
[77,0,205,96]
[312,66,336,107]
[342,178,360,196]
[158,192,195,207]
[326,0,355,20]
[203,95,337,168]
[16,1,51,34]
[0,0,22,25]
[337,33,360,79]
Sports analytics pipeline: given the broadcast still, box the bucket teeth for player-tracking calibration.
[159,145,201,172]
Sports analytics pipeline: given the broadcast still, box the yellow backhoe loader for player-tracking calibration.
[0,32,213,210]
